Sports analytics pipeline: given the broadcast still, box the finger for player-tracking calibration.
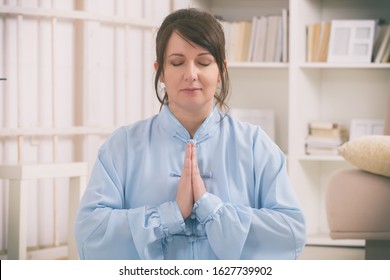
[191,144,199,174]
[182,143,192,177]
[191,144,206,201]
[176,143,193,219]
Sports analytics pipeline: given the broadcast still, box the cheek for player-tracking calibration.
[203,73,220,88]
[163,69,180,86]
[206,67,221,84]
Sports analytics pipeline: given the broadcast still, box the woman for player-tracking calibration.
[75,8,306,260]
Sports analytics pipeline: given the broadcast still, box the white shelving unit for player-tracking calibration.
[192,0,390,248]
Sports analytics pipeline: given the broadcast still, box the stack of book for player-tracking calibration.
[219,9,289,63]
[305,121,348,155]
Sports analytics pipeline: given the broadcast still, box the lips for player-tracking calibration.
[181,87,201,93]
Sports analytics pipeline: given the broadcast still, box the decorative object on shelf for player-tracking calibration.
[305,121,348,155]
[327,20,376,63]
[231,108,275,141]
[349,119,384,140]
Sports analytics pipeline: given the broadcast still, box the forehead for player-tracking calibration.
[165,32,208,55]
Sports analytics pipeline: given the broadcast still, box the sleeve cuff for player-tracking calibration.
[193,192,223,224]
[157,201,185,236]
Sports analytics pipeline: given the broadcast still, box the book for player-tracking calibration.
[311,22,322,62]
[240,21,253,61]
[305,146,340,155]
[264,15,281,62]
[372,23,389,61]
[229,21,240,62]
[380,36,390,63]
[274,15,283,62]
[247,16,259,62]
[252,16,268,62]
[374,24,390,63]
[305,135,345,148]
[317,22,331,62]
[309,121,341,130]
[306,24,314,62]
[281,8,289,62]
[310,127,347,138]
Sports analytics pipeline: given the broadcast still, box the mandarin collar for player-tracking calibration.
[158,105,221,143]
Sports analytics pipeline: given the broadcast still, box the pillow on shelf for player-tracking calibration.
[338,135,390,177]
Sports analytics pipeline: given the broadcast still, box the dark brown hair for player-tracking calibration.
[154,8,230,111]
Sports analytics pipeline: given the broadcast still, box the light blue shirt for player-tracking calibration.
[75,105,306,260]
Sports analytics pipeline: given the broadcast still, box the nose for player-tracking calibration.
[184,62,198,81]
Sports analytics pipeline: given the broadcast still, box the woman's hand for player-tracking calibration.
[191,144,206,202]
[176,143,206,219]
[176,144,194,219]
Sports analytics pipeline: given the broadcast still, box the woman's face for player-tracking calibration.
[159,32,220,117]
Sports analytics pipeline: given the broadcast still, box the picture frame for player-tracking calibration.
[327,20,376,63]
[349,119,384,140]
[231,108,275,140]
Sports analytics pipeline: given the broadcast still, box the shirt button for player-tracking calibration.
[187,139,197,145]
[188,236,196,242]
[190,213,196,219]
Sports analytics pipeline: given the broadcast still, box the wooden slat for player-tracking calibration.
[0,162,88,180]
[0,5,158,29]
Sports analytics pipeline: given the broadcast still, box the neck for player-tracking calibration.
[168,105,213,138]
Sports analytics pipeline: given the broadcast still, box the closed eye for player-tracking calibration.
[171,62,183,67]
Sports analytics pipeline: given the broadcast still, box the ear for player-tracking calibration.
[154,61,164,83]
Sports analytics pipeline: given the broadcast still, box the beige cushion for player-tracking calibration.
[338,135,390,177]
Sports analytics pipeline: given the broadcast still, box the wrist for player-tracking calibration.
[193,192,223,224]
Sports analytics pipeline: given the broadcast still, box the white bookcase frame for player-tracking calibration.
[191,0,390,247]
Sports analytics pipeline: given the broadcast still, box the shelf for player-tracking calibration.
[228,62,288,69]
[298,155,345,162]
[299,63,390,69]
[307,233,365,248]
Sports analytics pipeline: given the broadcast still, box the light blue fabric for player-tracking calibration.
[75,105,306,260]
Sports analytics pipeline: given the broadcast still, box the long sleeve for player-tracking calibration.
[194,192,305,260]
[193,129,306,260]
[75,127,186,260]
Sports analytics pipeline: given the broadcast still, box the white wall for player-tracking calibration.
[0,0,172,259]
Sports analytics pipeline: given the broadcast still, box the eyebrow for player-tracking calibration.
[168,52,212,58]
